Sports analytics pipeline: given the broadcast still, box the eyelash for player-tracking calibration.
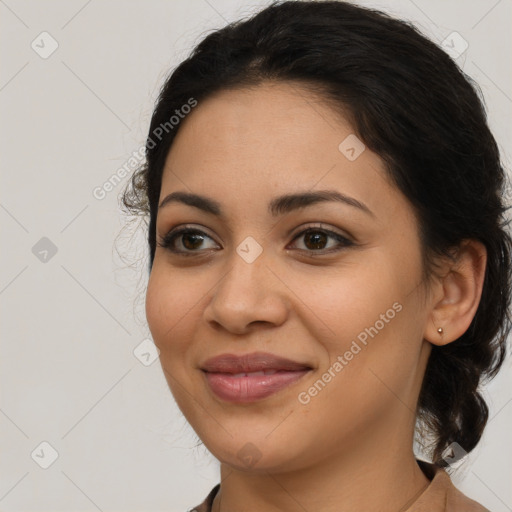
[157,223,355,257]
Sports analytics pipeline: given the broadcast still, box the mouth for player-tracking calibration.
[200,352,313,403]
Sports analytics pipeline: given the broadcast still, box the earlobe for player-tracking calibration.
[425,240,487,346]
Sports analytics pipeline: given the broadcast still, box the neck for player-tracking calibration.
[211,414,431,512]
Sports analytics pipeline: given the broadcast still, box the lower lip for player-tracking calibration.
[203,370,310,403]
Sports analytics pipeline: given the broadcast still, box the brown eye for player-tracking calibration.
[289,226,354,254]
[158,224,354,257]
[182,232,205,250]
[158,228,219,255]
[303,231,329,250]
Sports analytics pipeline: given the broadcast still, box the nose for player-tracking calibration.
[202,249,290,335]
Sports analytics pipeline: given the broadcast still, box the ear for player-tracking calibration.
[424,240,487,346]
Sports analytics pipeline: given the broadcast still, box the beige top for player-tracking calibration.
[191,460,490,512]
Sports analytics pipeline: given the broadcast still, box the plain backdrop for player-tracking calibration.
[1,1,511,511]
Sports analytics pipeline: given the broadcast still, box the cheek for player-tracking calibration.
[145,266,205,411]
[145,265,202,356]
[145,269,170,347]
[293,255,424,399]
[289,257,402,345]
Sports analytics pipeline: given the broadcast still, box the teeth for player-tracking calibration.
[231,370,278,377]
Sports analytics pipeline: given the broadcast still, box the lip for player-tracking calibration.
[201,351,312,373]
[200,352,312,403]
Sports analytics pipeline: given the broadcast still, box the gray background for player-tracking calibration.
[0,0,511,511]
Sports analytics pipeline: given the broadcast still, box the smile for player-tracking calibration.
[200,352,313,403]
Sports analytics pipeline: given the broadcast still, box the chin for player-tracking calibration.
[199,432,312,474]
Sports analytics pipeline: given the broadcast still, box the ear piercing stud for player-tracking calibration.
[437,327,444,334]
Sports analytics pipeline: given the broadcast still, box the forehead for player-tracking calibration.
[160,82,403,220]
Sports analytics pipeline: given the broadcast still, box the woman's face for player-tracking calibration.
[146,82,433,472]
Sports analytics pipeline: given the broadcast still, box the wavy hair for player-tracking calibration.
[122,0,512,467]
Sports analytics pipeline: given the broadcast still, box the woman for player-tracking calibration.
[122,1,511,510]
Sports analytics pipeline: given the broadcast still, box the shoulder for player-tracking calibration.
[189,483,220,512]
[411,460,491,512]
[188,463,492,512]
[443,472,491,512]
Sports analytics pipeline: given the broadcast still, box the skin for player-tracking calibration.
[145,81,487,512]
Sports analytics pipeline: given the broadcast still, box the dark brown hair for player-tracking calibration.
[122,0,512,467]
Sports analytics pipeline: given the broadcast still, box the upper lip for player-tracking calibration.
[200,352,312,373]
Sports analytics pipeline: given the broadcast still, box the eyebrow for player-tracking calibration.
[158,189,375,218]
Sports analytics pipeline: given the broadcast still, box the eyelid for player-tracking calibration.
[286,224,355,256]
[288,222,353,242]
[157,224,220,250]
[158,222,355,255]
